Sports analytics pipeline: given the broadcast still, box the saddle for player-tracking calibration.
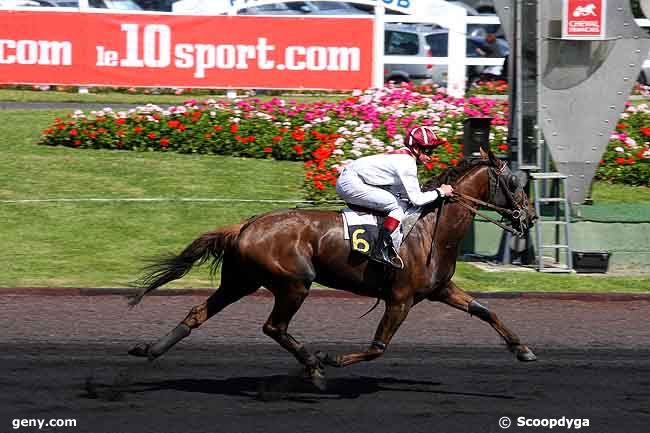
[341,204,423,268]
[345,203,389,218]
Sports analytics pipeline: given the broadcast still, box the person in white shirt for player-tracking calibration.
[336,126,454,268]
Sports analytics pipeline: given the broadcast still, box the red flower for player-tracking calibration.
[147,132,157,140]
[230,123,238,133]
[160,137,170,147]
[69,129,78,136]
[314,181,325,190]
[615,157,626,164]
[272,136,282,142]
[178,124,187,132]
[627,157,635,165]
[293,145,304,155]
[133,126,143,134]
[213,125,222,132]
[312,146,333,160]
[439,162,448,169]
[498,143,509,152]
[617,123,627,130]
[263,147,273,153]
[167,120,180,128]
[291,129,306,141]
[641,127,650,137]
[116,129,125,136]
[599,159,605,165]
[73,140,81,146]
[115,118,126,125]
[450,158,459,166]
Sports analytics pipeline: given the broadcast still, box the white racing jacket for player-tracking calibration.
[345,153,442,206]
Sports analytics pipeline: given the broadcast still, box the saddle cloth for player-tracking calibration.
[341,206,422,257]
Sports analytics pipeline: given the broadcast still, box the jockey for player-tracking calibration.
[336,126,454,268]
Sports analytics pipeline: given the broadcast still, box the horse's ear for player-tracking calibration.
[479,146,489,160]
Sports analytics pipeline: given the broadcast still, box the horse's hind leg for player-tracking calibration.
[262,282,326,387]
[317,297,413,368]
[129,284,257,360]
[436,280,536,362]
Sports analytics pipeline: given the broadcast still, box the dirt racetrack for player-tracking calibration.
[1,293,649,433]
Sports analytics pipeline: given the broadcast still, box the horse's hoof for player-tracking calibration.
[128,343,150,358]
[516,346,537,362]
[309,367,327,391]
[315,351,342,368]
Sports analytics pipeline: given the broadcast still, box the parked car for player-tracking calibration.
[0,0,53,5]
[383,24,501,86]
[31,0,143,8]
[172,0,301,14]
[286,1,368,15]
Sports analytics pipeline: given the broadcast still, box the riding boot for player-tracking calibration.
[370,227,403,269]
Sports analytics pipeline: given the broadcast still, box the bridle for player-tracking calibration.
[449,162,530,237]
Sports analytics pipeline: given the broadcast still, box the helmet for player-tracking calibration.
[407,126,442,154]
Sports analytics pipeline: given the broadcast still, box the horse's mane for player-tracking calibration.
[422,158,490,192]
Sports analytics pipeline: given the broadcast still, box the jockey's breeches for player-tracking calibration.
[336,169,405,222]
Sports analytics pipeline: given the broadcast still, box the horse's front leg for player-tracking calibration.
[435,280,536,362]
[317,297,413,368]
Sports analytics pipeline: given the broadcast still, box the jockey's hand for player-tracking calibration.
[438,184,454,197]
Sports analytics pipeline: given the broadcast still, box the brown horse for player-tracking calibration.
[128,148,537,387]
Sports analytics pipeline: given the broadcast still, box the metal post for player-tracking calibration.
[372,5,386,89]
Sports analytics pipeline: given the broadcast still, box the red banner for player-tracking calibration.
[563,0,607,39]
[0,11,373,90]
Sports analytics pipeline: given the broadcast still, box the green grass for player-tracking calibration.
[0,89,341,105]
[1,108,649,291]
[454,263,650,292]
[590,181,650,203]
[0,109,304,287]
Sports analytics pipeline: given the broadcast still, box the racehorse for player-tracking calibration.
[128,147,538,388]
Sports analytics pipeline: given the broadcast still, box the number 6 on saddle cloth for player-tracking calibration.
[341,205,422,260]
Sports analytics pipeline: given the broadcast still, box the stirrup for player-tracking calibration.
[369,247,404,270]
[386,248,404,270]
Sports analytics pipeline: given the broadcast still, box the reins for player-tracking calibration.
[450,192,523,236]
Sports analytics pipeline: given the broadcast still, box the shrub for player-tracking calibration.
[40,86,650,200]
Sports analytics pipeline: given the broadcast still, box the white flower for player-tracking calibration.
[625,137,638,148]
[615,146,625,153]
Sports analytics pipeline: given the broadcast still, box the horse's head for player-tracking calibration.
[478,147,537,236]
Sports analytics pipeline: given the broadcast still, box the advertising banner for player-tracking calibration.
[562,0,607,39]
[0,11,373,90]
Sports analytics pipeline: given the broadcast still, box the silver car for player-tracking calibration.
[383,25,491,86]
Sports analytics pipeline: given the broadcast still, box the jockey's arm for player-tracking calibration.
[397,168,445,207]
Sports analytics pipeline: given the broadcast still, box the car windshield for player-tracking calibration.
[425,33,485,57]
[307,1,352,10]
[251,4,292,12]
[103,0,141,9]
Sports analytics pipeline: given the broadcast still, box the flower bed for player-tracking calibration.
[40,86,649,201]
[597,103,650,185]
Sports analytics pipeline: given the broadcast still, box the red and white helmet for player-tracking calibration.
[407,126,442,153]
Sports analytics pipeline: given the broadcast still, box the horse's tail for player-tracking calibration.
[128,224,243,307]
